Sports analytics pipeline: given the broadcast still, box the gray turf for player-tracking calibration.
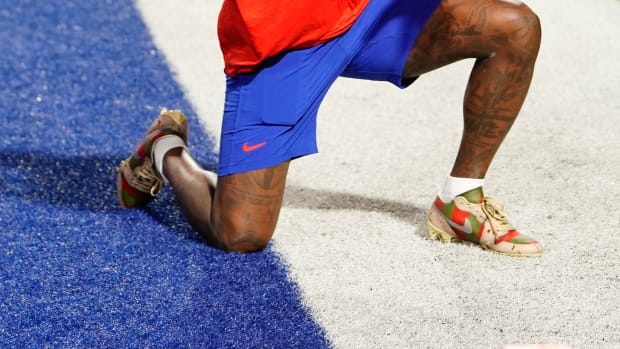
[138,0,620,348]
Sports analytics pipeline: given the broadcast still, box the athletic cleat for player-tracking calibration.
[427,187,543,257]
[117,108,188,208]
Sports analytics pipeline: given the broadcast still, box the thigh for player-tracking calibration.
[403,0,539,78]
[341,0,441,87]
[212,161,290,251]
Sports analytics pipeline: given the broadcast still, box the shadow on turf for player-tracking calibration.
[0,149,215,243]
[283,184,430,238]
[0,150,122,212]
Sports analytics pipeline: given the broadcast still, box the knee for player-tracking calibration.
[192,220,272,253]
[218,228,272,253]
[489,2,542,57]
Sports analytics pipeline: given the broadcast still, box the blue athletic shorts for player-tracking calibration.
[218,0,441,176]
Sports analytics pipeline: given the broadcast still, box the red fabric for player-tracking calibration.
[218,0,370,76]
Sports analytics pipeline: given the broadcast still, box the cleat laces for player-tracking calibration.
[482,197,515,234]
[123,160,163,196]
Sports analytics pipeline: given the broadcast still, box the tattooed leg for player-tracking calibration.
[163,148,289,252]
[404,0,541,178]
[211,162,289,252]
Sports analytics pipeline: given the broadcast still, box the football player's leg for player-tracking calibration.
[164,151,289,253]
[404,0,541,178]
[408,0,544,256]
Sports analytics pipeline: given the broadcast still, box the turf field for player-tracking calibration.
[1,0,619,348]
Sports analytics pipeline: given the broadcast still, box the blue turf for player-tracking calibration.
[0,1,330,347]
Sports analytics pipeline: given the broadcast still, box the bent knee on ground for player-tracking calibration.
[191,220,272,253]
[210,164,289,253]
[218,226,273,253]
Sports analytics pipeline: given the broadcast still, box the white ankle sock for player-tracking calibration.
[439,175,485,202]
[152,135,187,182]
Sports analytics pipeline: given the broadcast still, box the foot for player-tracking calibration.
[427,187,543,257]
[117,108,188,208]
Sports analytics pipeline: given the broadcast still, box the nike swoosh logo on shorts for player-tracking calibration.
[242,141,267,152]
